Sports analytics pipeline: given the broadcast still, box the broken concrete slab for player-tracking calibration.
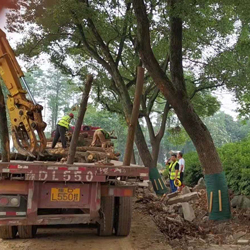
[181,186,191,195]
[193,177,206,191]
[237,239,249,245]
[233,231,247,240]
[166,192,199,205]
[181,202,195,222]
[167,191,179,199]
[231,195,250,209]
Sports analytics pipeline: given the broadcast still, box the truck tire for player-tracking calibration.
[0,226,17,239]
[114,197,132,236]
[18,225,37,239]
[97,196,114,236]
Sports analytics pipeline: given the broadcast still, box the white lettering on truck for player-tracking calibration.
[39,171,48,181]
[52,171,58,181]
[86,171,93,182]
[74,171,81,181]
[63,171,71,181]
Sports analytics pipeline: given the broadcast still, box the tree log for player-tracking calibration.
[123,66,144,166]
[67,75,93,164]
[0,85,10,162]
[87,151,118,161]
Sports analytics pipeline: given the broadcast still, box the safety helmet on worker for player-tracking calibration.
[69,113,74,118]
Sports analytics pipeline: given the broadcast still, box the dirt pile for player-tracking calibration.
[136,184,250,250]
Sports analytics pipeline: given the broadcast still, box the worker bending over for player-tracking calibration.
[52,113,74,149]
[91,129,112,149]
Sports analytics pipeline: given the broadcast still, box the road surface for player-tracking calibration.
[0,207,170,250]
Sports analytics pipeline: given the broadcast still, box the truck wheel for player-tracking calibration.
[114,197,132,236]
[18,225,37,239]
[0,226,17,239]
[97,196,114,236]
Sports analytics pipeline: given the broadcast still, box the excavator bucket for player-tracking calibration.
[0,29,47,156]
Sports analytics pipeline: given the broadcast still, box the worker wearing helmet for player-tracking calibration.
[91,129,112,149]
[52,113,74,149]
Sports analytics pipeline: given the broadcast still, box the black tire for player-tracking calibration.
[0,226,17,239]
[18,225,37,239]
[97,196,114,236]
[114,197,132,236]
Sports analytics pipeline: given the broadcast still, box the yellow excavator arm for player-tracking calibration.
[0,29,47,157]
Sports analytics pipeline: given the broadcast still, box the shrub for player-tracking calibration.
[184,137,250,195]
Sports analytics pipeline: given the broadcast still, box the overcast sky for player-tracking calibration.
[0,8,239,119]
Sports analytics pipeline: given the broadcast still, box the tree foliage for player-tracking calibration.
[184,135,250,195]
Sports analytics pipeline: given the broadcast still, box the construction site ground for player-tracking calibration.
[0,197,249,250]
[0,201,169,250]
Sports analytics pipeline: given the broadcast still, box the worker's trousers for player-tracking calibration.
[52,125,67,148]
[170,179,177,193]
[91,130,107,149]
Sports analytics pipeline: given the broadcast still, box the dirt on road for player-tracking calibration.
[0,204,170,250]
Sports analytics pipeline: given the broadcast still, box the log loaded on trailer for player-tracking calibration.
[0,160,149,239]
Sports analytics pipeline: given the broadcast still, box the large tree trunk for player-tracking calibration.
[133,0,231,220]
[0,85,10,162]
[67,75,93,164]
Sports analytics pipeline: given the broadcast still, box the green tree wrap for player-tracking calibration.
[205,172,231,220]
[149,168,168,195]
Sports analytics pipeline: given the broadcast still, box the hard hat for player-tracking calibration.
[174,179,182,187]
[69,113,74,118]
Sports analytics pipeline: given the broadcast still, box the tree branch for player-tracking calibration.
[156,101,170,140]
[147,87,160,114]
[115,2,131,66]
[141,95,155,141]
[189,82,225,100]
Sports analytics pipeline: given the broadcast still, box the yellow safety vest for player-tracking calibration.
[169,161,180,180]
[58,115,71,129]
[96,129,110,139]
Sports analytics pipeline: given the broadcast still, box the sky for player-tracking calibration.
[0,7,239,120]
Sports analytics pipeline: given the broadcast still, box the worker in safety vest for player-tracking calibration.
[91,129,112,149]
[166,153,180,193]
[52,113,74,149]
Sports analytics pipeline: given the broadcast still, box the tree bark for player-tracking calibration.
[0,85,10,162]
[67,74,93,164]
[131,149,136,164]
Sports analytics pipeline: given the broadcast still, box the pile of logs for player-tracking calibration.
[0,146,120,163]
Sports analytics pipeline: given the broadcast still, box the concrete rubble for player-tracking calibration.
[166,192,199,205]
[181,202,196,222]
[136,176,250,250]
[193,177,206,191]
[231,195,250,209]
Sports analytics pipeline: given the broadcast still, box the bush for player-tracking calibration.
[184,152,203,187]
[184,137,250,195]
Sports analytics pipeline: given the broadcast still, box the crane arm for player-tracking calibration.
[0,29,47,157]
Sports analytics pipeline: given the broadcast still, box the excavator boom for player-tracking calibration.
[0,29,47,157]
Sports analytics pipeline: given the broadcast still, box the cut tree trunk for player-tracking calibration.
[87,151,118,161]
[123,66,144,166]
[67,75,93,164]
[0,85,10,162]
